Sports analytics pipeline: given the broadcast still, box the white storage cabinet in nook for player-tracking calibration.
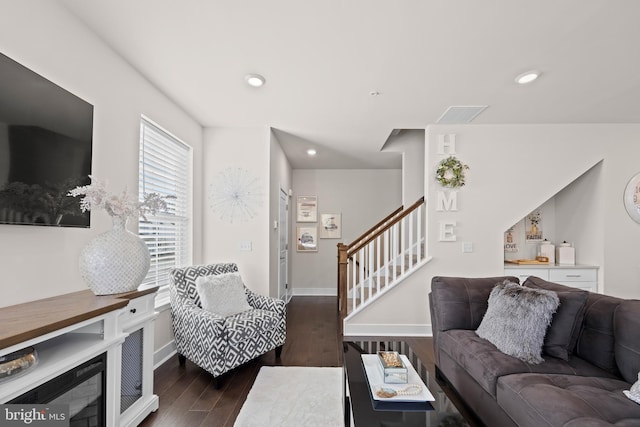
[504,265,598,293]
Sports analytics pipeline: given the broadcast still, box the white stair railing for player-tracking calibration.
[339,198,426,320]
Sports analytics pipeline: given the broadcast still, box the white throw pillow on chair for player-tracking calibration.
[195,272,252,317]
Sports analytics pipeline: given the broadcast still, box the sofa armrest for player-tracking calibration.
[170,288,227,357]
[245,289,286,346]
[245,288,286,317]
[173,298,226,333]
[430,276,518,332]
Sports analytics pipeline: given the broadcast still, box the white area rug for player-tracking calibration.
[234,366,343,427]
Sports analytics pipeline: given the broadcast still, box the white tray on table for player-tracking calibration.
[361,354,435,403]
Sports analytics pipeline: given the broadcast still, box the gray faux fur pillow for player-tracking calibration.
[476,281,560,364]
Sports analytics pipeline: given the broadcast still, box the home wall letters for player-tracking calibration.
[436,133,462,242]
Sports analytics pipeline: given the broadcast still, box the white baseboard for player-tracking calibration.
[343,323,432,337]
[154,339,177,369]
[292,288,337,296]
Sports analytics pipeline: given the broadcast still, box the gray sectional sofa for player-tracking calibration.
[429,275,640,427]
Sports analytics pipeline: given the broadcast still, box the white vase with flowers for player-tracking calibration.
[68,176,170,295]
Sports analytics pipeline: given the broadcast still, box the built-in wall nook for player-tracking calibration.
[504,161,603,292]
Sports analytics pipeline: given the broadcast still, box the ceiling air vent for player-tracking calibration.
[437,105,488,124]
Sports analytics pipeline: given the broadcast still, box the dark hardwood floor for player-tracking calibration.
[140,296,439,427]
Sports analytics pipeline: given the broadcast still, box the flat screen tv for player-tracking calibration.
[0,52,93,227]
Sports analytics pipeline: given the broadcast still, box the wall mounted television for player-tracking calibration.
[0,52,93,227]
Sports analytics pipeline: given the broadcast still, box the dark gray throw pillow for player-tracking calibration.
[524,276,589,361]
[476,281,559,364]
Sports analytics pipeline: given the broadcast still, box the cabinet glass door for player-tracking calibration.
[121,328,143,413]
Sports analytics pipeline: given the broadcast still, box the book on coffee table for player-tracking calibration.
[361,353,435,411]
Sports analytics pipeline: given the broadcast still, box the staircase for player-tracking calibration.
[337,197,427,332]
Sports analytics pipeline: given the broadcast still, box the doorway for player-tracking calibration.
[279,188,291,302]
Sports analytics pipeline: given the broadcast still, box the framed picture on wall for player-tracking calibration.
[319,213,341,239]
[296,196,317,222]
[296,226,318,252]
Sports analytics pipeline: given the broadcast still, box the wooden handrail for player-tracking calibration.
[347,196,424,257]
[347,205,403,250]
[337,242,349,334]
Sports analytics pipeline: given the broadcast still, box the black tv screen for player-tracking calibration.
[0,52,93,227]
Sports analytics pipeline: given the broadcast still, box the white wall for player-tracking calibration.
[600,143,640,298]
[202,127,271,296]
[382,130,425,205]
[291,169,402,295]
[0,1,203,314]
[549,162,605,286]
[347,124,640,333]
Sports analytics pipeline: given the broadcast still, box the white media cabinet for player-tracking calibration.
[0,288,159,426]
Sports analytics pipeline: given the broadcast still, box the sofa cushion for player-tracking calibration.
[438,329,616,397]
[497,373,640,427]
[224,309,280,345]
[615,300,640,384]
[524,277,589,361]
[196,272,252,317]
[476,281,559,364]
[430,276,519,332]
[576,293,624,377]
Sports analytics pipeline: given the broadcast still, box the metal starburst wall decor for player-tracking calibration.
[208,167,263,223]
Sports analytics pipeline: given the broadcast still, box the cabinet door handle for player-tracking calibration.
[566,274,582,278]
[130,308,137,314]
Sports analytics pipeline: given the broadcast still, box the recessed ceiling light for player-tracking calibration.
[245,74,266,87]
[307,149,317,156]
[515,70,541,85]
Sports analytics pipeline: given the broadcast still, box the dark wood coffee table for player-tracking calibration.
[343,340,471,427]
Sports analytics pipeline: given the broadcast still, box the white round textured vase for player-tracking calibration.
[79,216,151,295]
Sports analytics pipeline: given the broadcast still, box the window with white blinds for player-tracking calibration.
[138,117,191,306]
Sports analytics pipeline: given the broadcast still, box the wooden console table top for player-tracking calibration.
[0,287,159,350]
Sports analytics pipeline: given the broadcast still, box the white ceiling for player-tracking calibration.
[61,0,640,169]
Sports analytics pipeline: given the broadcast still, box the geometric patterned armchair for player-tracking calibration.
[170,263,286,386]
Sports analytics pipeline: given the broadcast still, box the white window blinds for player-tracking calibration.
[138,117,191,305]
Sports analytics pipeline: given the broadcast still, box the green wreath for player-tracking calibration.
[436,156,469,188]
